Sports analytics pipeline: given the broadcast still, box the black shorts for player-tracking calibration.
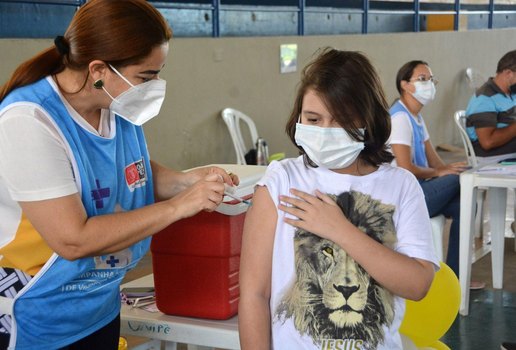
[60,314,121,350]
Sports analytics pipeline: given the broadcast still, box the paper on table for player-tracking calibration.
[474,164,516,176]
[141,303,159,313]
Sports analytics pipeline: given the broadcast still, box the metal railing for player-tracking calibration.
[1,0,515,37]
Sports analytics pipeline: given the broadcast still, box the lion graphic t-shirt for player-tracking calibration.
[258,157,439,350]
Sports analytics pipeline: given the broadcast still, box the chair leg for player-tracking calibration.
[513,193,516,252]
[430,215,445,262]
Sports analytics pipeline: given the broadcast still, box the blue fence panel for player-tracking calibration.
[1,0,516,38]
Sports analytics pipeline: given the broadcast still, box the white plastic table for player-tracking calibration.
[120,274,240,350]
[459,164,516,316]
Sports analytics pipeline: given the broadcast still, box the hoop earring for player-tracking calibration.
[93,79,104,89]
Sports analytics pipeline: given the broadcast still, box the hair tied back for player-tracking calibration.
[54,35,70,56]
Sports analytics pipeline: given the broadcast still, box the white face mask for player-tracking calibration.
[102,64,166,126]
[411,80,436,106]
[294,122,365,169]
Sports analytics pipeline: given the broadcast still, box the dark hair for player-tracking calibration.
[285,47,393,167]
[497,50,516,73]
[0,0,172,101]
[395,60,429,95]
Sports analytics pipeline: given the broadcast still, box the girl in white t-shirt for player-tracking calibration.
[238,48,439,350]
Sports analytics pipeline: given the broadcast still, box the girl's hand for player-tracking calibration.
[278,188,350,240]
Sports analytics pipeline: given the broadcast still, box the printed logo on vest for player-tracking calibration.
[60,250,137,293]
[94,249,133,269]
[92,179,110,209]
[125,158,147,191]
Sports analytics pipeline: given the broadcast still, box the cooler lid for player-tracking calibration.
[218,164,267,198]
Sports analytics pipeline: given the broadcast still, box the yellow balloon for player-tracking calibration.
[399,262,460,347]
[118,337,128,350]
[429,340,452,350]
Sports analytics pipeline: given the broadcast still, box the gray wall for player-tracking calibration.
[1,30,514,170]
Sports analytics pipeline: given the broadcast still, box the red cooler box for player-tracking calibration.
[151,164,266,319]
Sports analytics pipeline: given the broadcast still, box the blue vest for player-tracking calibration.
[390,101,428,168]
[0,78,154,349]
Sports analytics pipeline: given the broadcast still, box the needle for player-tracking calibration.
[224,192,252,206]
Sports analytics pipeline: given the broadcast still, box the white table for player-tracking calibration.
[120,274,240,350]
[459,164,516,316]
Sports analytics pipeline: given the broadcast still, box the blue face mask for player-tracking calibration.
[294,123,365,169]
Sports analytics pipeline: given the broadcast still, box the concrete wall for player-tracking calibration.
[1,29,515,170]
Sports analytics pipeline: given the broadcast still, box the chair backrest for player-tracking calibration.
[221,108,259,165]
[453,110,478,167]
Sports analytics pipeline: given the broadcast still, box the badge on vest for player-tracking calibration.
[94,249,133,269]
[125,158,147,191]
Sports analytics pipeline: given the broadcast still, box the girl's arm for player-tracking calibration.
[239,186,277,349]
[279,188,435,301]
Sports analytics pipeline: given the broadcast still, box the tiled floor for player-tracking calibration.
[442,234,516,349]
[122,148,516,350]
[434,148,516,350]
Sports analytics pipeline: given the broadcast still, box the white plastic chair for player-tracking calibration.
[454,110,486,238]
[430,214,446,262]
[465,67,487,90]
[454,110,479,168]
[221,108,259,165]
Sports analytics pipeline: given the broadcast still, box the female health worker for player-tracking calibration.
[388,60,483,289]
[0,0,237,349]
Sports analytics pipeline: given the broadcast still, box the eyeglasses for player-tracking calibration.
[410,75,439,85]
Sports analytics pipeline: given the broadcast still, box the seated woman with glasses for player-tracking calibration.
[388,60,484,289]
